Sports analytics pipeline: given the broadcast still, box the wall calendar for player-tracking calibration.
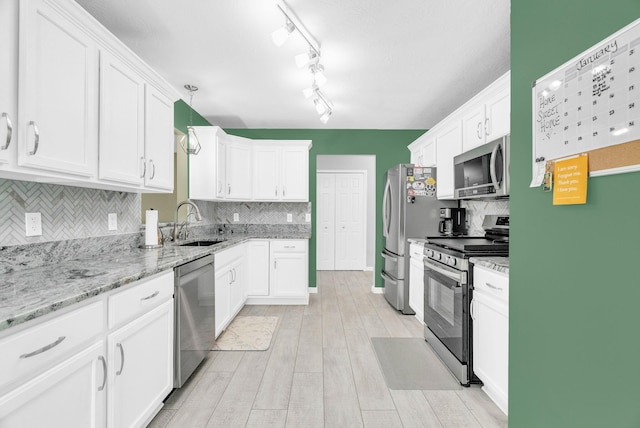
[532,17,640,184]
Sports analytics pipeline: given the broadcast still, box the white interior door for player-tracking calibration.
[316,171,365,271]
[334,173,365,270]
[316,173,335,270]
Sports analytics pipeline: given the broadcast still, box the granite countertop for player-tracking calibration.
[0,233,309,333]
[407,238,428,245]
[470,256,509,275]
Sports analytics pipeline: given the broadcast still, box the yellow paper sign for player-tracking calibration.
[553,154,588,205]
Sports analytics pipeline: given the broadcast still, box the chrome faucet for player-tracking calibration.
[172,200,203,241]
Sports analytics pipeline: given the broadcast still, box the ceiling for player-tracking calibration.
[75,0,510,130]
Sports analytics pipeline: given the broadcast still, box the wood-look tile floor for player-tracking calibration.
[149,271,508,428]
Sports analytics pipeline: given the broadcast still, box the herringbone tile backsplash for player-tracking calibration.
[0,179,141,246]
[461,199,510,235]
[195,201,311,224]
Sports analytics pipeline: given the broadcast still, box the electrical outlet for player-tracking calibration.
[108,213,118,231]
[25,212,42,237]
[287,213,293,222]
[233,213,239,222]
[305,213,311,222]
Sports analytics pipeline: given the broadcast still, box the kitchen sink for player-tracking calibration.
[178,239,226,247]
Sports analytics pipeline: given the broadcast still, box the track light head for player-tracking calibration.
[320,109,332,124]
[302,84,319,99]
[295,49,319,68]
[309,63,327,87]
[272,20,295,46]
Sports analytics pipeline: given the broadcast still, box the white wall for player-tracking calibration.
[317,155,376,269]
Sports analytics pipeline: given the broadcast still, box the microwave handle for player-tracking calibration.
[490,142,502,191]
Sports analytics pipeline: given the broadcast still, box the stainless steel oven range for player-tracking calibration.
[423,215,509,385]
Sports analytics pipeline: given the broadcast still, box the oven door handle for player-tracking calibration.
[424,259,466,285]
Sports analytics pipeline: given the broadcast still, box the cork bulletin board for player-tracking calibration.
[532,17,640,178]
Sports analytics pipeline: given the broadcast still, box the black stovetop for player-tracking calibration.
[426,236,509,254]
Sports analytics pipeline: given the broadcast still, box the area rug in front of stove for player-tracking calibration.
[212,316,279,351]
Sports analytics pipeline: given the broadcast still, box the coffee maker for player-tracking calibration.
[438,207,467,236]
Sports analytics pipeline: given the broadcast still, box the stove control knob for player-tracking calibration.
[447,257,456,267]
[425,249,433,257]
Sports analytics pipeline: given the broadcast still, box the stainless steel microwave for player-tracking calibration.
[453,135,509,199]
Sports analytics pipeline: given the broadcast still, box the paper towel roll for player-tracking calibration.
[145,209,158,246]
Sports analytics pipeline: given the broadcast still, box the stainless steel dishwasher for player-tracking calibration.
[174,254,215,388]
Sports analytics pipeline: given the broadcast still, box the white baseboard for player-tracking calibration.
[363,266,374,272]
[371,286,384,294]
[245,296,310,305]
[308,287,318,294]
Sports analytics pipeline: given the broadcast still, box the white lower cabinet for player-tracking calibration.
[107,299,173,428]
[270,240,308,301]
[408,243,425,324]
[0,270,174,428]
[0,340,106,428]
[471,265,509,415]
[215,244,246,338]
[246,239,270,296]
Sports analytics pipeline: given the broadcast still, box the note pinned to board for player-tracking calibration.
[552,154,589,205]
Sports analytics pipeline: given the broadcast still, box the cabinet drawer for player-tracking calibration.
[215,243,244,267]
[0,300,104,392]
[409,243,424,259]
[108,271,173,329]
[473,265,509,301]
[270,240,307,253]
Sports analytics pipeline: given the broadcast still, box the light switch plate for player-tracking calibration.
[287,213,293,222]
[25,212,42,237]
[233,213,239,222]
[108,213,117,231]
[305,213,311,222]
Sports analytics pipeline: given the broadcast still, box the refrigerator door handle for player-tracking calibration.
[381,249,398,261]
[380,271,398,284]
[382,177,391,238]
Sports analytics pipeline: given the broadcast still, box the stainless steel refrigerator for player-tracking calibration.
[381,164,456,314]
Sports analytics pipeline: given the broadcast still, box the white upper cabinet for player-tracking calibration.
[0,0,18,168]
[225,135,252,200]
[18,0,98,177]
[189,126,311,202]
[435,119,463,199]
[253,143,310,201]
[408,133,436,167]
[143,85,174,191]
[461,72,510,152]
[98,50,145,186]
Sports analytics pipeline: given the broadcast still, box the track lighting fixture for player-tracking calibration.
[273,0,333,123]
[271,20,295,46]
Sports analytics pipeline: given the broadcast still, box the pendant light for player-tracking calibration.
[182,84,202,155]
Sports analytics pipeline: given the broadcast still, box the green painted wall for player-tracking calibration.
[511,1,640,426]
[225,129,420,287]
[174,99,211,134]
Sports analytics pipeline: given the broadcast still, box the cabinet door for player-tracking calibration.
[435,121,462,199]
[144,85,174,191]
[229,257,245,317]
[188,126,219,200]
[0,341,106,428]
[18,0,98,177]
[247,240,270,296]
[271,252,307,297]
[226,139,251,199]
[485,86,510,141]
[215,266,231,338]
[107,300,173,428]
[409,255,424,324]
[98,50,144,186]
[253,145,280,200]
[461,104,486,152]
[421,139,437,167]
[0,0,18,167]
[281,146,308,201]
[216,138,227,199]
[472,292,508,414]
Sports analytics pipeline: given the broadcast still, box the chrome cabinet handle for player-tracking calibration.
[476,122,482,139]
[218,181,222,194]
[140,290,159,301]
[116,343,125,375]
[149,160,156,179]
[28,121,39,156]
[470,299,476,320]
[19,336,66,358]
[1,112,12,150]
[228,270,233,284]
[98,356,107,391]
[140,157,146,178]
[274,260,277,269]
[485,118,490,136]
[283,186,286,197]
[228,184,231,195]
[485,282,503,292]
[275,186,278,196]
